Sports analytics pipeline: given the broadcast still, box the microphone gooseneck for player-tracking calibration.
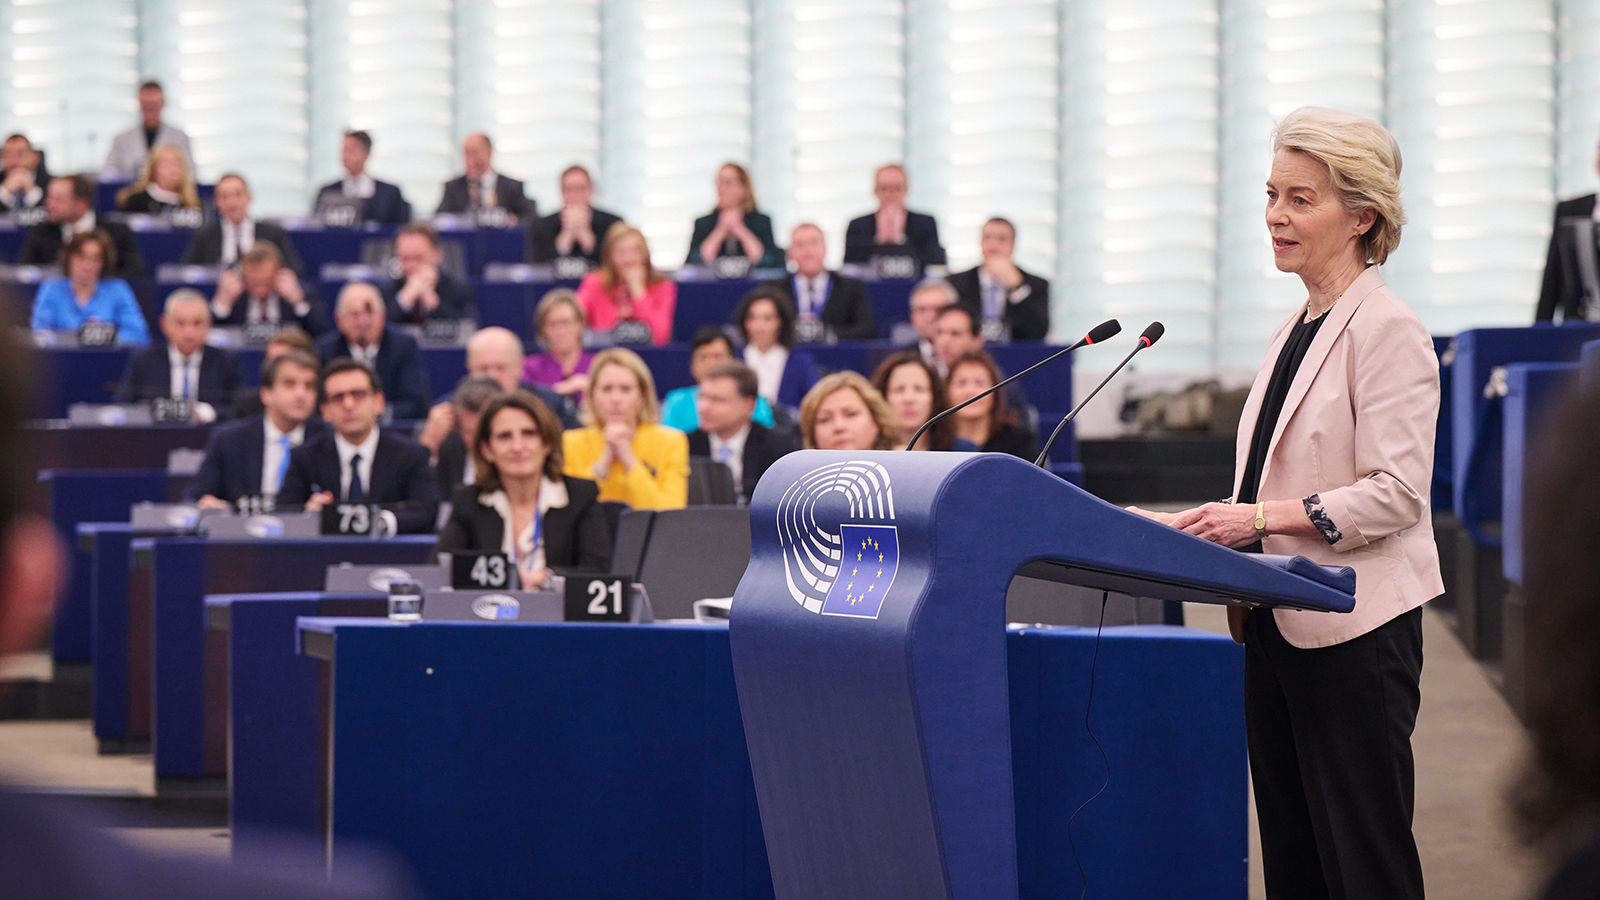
[1034,321,1164,468]
[904,319,1121,452]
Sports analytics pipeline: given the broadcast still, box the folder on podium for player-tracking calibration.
[729,450,1358,900]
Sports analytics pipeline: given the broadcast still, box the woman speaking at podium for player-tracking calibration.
[1135,108,1441,899]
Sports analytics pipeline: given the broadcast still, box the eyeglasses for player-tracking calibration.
[325,388,372,406]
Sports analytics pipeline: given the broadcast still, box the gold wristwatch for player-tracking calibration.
[1253,501,1267,537]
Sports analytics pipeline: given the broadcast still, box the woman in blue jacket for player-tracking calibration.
[31,230,149,344]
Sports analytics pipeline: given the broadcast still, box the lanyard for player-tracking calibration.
[512,507,543,574]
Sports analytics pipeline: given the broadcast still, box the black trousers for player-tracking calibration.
[1244,606,1426,900]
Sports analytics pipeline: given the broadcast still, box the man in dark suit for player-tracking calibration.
[211,243,328,335]
[760,223,876,341]
[0,134,46,215]
[933,302,1030,415]
[312,130,411,226]
[380,223,475,322]
[19,174,146,281]
[435,132,535,223]
[179,173,306,277]
[947,217,1050,341]
[842,164,946,272]
[525,165,623,266]
[316,282,429,420]
[1538,144,1600,321]
[187,350,327,508]
[432,376,501,499]
[117,289,242,421]
[278,358,439,534]
[686,362,797,505]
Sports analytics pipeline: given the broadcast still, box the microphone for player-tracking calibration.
[1034,321,1164,468]
[906,319,1121,451]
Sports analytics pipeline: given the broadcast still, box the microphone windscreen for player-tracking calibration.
[1085,319,1122,345]
[1141,321,1165,347]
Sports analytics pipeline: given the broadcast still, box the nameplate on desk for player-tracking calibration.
[14,207,47,227]
[169,207,203,230]
[234,494,274,516]
[421,317,467,344]
[872,253,919,281]
[795,318,828,345]
[564,575,634,622]
[980,317,1009,344]
[552,256,592,281]
[77,321,118,347]
[475,207,511,229]
[240,322,280,345]
[150,397,195,424]
[319,203,360,229]
[321,503,376,536]
[711,256,753,280]
[610,321,653,345]
[451,552,516,590]
[130,503,202,532]
[199,511,322,539]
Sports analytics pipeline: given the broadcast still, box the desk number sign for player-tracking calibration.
[451,552,516,590]
[78,321,118,347]
[564,575,633,622]
[321,503,375,536]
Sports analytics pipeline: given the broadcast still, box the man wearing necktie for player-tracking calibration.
[435,132,535,224]
[759,223,877,340]
[116,289,243,422]
[187,350,329,510]
[381,223,476,323]
[179,173,307,276]
[276,358,440,534]
[685,362,798,505]
[947,217,1052,341]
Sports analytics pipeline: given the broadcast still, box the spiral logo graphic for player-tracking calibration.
[776,460,897,616]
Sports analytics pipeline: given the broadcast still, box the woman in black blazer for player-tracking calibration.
[434,390,612,584]
[685,163,783,269]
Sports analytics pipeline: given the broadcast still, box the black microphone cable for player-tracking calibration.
[1067,590,1112,900]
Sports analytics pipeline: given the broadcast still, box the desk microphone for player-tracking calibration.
[906,319,1121,451]
[1034,321,1163,468]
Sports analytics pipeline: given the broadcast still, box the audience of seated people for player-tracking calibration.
[316,282,430,420]
[278,357,440,533]
[380,222,476,323]
[436,132,536,224]
[798,371,897,451]
[686,163,783,271]
[180,172,307,276]
[760,223,876,340]
[521,289,593,401]
[563,348,688,510]
[947,216,1050,341]
[869,351,975,452]
[115,144,200,217]
[933,301,1030,415]
[904,277,955,371]
[525,165,623,267]
[734,285,818,413]
[102,80,192,182]
[575,224,676,346]
[212,243,327,334]
[230,327,319,419]
[21,174,146,281]
[116,289,242,421]
[686,361,798,505]
[432,376,502,499]
[945,350,1040,461]
[313,130,411,225]
[434,390,613,584]
[843,164,946,271]
[187,349,329,509]
[659,325,777,433]
[0,133,46,214]
[29,229,149,343]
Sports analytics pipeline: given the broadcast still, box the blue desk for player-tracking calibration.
[138,535,434,786]
[289,616,1244,900]
[41,470,172,665]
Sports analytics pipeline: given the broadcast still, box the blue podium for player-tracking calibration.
[729,451,1357,899]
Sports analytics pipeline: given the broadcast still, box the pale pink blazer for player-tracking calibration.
[1233,266,1444,649]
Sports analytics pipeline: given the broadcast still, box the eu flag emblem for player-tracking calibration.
[820,524,899,619]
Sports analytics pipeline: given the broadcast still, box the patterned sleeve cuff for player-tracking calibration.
[1302,494,1343,546]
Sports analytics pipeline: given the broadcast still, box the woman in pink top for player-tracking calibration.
[574,223,676,346]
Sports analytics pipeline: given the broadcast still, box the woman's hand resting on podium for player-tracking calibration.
[1127,500,1319,549]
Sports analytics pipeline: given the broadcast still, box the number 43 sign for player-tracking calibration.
[564,575,633,622]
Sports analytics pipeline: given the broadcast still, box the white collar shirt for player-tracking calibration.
[347,338,381,366]
[167,345,203,399]
[333,428,380,501]
[220,218,256,265]
[743,344,789,404]
[793,272,829,318]
[63,211,96,243]
[480,477,570,574]
[261,416,308,496]
[145,183,182,207]
[342,173,376,199]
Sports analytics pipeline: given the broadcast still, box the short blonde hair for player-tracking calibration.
[1272,106,1406,265]
[798,371,897,451]
[533,287,586,337]
[583,347,660,426]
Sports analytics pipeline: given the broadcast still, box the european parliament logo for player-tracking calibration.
[775,460,898,619]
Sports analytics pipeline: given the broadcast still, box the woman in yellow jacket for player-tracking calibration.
[563,347,689,510]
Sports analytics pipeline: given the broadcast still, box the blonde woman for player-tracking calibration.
[574,224,676,346]
[797,371,896,452]
[522,288,594,398]
[116,144,200,214]
[562,348,688,510]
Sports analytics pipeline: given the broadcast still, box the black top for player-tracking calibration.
[981,423,1040,463]
[1237,309,1325,551]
